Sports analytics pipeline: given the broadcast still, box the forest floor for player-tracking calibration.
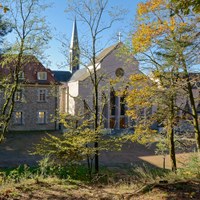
[0,132,199,199]
[0,177,200,200]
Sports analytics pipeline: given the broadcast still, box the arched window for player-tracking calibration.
[110,87,115,116]
[120,96,125,115]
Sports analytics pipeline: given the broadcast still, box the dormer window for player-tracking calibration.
[37,72,47,80]
[19,71,25,80]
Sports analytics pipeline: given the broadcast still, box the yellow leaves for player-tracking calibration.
[3,7,9,13]
[134,0,187,54]
[0,4,9,13]
[128,124,157,144]
[179,22,187,27]
[132,24,152,53]
[132,16,182,53]
[137,0,165,16]
[126,74,155,117]
[132,22,167,53]
[129,73,149,82]
[169,17,176,31]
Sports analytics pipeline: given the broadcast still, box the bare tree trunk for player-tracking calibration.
[93,44,99,173]
[181,56,200,152]
[168,120,177,171]
[2,41,24,134]
[168,96,177,171]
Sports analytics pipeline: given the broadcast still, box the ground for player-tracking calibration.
[0,131,193,168]
[0,132,199,200]
[0,178,200,200]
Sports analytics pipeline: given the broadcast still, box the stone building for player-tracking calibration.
[53,19,142,130]
[55,19,200,131]
[0,56,59,131]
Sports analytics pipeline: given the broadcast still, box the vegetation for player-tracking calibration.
[0,0,50,138]
[0,153,199,199]
[0,0,200,198]
[34,114,125,178]
[64,0,126,173]
[125,0,200,171]
[171,0,200,14]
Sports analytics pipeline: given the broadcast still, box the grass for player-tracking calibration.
[0,154,200,199]
[0,168,199,200]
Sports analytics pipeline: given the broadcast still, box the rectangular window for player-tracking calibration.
[15,112,23,124]
[18,71,25,80]
[38,111,46,124]
[15,90,23,102]
[37,72,47,80]
[38,89,47,102]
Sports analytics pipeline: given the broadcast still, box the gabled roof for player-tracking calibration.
[70,42,121,82]
[52,71,72,82]
[0,55,57,84]
[69,67,88,82]
[88,42,121,66]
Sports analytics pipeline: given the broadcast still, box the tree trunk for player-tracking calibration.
[167,120,177,171]
[93,41,99,174]
[168,96,177,171]
[181,56,200,152]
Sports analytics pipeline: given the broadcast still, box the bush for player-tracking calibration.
[130,164,168,183]
[176,153,200,179]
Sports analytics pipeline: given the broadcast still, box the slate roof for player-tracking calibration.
[0,55,57,84]
[69,68,88,82]
[88,42,121,66]
[52,71,72,82]
[70,42,121,82]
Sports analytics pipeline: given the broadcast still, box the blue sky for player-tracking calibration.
[43,0,143,71]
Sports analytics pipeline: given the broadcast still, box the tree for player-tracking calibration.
[0,3,9,13]
[171,0,200,14]
[0,0,50,138]
[0,14,11,52]
[34,113,124,178]
[127,0,200,169]
[65,0,126,173]
[126,72,179,171]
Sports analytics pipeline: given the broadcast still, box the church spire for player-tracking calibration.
[70,17,80,74]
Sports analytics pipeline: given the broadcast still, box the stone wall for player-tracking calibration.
[0,84,59,131]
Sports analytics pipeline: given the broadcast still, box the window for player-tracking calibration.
[37,72,47,80]
[15,90,23,102]
[197,103,200,115]
[110,88,115,116]
[15,112,23,124]
[38,89,47,102]
[120,96,125,115]
[115,68,124,77]
[38,111,46,124]
[18,71,25,80]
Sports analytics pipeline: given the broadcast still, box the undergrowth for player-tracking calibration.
[0,153,199,188]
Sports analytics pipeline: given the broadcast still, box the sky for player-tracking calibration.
[41,0,143,71]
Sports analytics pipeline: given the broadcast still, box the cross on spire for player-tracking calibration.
[117,32,122,42]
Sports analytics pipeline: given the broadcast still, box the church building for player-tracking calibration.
[54,19,143,129]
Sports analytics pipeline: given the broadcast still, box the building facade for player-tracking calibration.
[0,56,59,131]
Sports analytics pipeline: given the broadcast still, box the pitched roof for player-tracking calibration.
[0,55,57,84]
[70,42,121,82]
[88,42,121,66]
[52,71,72,82]
[69,67,88,82]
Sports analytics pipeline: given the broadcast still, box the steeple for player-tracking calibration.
[70,17,80,74]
